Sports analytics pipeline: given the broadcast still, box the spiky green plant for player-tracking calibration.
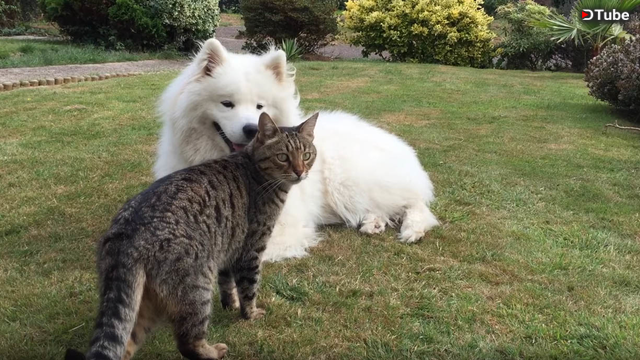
[535,0,639,55]
[280,38,303,61]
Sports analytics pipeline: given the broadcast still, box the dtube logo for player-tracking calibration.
[581,9,631,21]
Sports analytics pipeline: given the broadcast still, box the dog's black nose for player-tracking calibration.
[242,124,259,140]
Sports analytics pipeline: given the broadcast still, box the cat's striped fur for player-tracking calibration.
[65,113,318,360]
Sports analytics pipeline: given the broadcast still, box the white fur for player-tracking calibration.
[154,39,300,177]
[155,39,439,262]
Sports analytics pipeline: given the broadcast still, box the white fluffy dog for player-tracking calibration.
[155,39,439,262]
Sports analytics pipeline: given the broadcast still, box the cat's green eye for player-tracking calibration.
[303,152,311,161]
[277,154,289,162]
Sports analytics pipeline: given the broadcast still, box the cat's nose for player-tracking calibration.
[242,124,259,140]
[293,169,303,177]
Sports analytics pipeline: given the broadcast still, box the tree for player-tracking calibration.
[534,0,639,56]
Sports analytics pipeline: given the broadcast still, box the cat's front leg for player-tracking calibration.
[233,249,265,320]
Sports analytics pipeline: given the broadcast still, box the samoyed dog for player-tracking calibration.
[155,39,439,262]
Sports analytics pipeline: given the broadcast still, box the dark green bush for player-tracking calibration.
[40,0,113,44]
[585,39,640,110]
[554,0,576,15]
[108,0,167,50]
[495,1,557,70]
[1,0,20,28]
[1,0,40,27]
[483,0,514,15]
[553,41,591,72]
[40,0,220,51]
[17,0,39,20]
[219,0,239,13]
[241,0,338,54]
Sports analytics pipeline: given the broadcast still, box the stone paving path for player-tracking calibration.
[0,60,188,83]
[0,27,375,83]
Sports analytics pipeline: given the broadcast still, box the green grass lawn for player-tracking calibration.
[1,62,639,359]
[0,39,183,68]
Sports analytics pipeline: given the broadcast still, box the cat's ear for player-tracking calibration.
[264,49,287,82]
[198,38,227,77]
[257,112,279,143]
[297,113,318,141]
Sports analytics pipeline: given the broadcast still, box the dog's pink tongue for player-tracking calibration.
[233,143,245,152]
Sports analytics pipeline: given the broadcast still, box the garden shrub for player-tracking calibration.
[17,0,39,21]
[482,0,513,15]
[40,0,112,44]
[152,0,220,50]
[585,39,640,110]
[279,38,303,61]
[40,0,219,51]
[626,13,640,36]
[542,52,572,71]
[240,0,338,54]
[1,0,40,27]
[552,0,575,15]
[552,41,591,72]
[344,0,495,67]
[1,0,21,28]
[219,0,240,13]
[108,0,167,50]
[494,1,557,70]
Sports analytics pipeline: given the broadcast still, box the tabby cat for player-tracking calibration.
[65,112,318,360]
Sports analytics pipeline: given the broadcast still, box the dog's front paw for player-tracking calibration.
[359,214,386,235]
[397,229,425,243]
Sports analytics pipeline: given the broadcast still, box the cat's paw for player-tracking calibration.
[359,214,386,235]
[243,307,266,321]
[188,341,228,359]
[221,293,240,311]
[212,343,228,359]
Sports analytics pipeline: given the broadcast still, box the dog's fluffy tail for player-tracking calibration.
[262,222,320,262]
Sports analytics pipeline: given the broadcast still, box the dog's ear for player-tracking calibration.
[296,113,318,142]
[257,112,279,144]
[264,50,287,82]
[198,38,226,76]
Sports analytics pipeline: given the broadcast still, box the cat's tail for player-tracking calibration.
[66,260,145,360]
[64,349,86,360]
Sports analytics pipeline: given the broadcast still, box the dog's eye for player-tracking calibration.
[302,152,311,161]
[221,101,235,109]
[256,104,264,110]
[276,154,288,162]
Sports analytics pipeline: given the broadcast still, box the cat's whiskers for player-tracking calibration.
[258,179,285,200]
[255,175,287,193]
[257,180,283,200]
[255,179,280,193]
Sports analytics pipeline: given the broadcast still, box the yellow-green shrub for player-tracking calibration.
[345,0,495,67]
